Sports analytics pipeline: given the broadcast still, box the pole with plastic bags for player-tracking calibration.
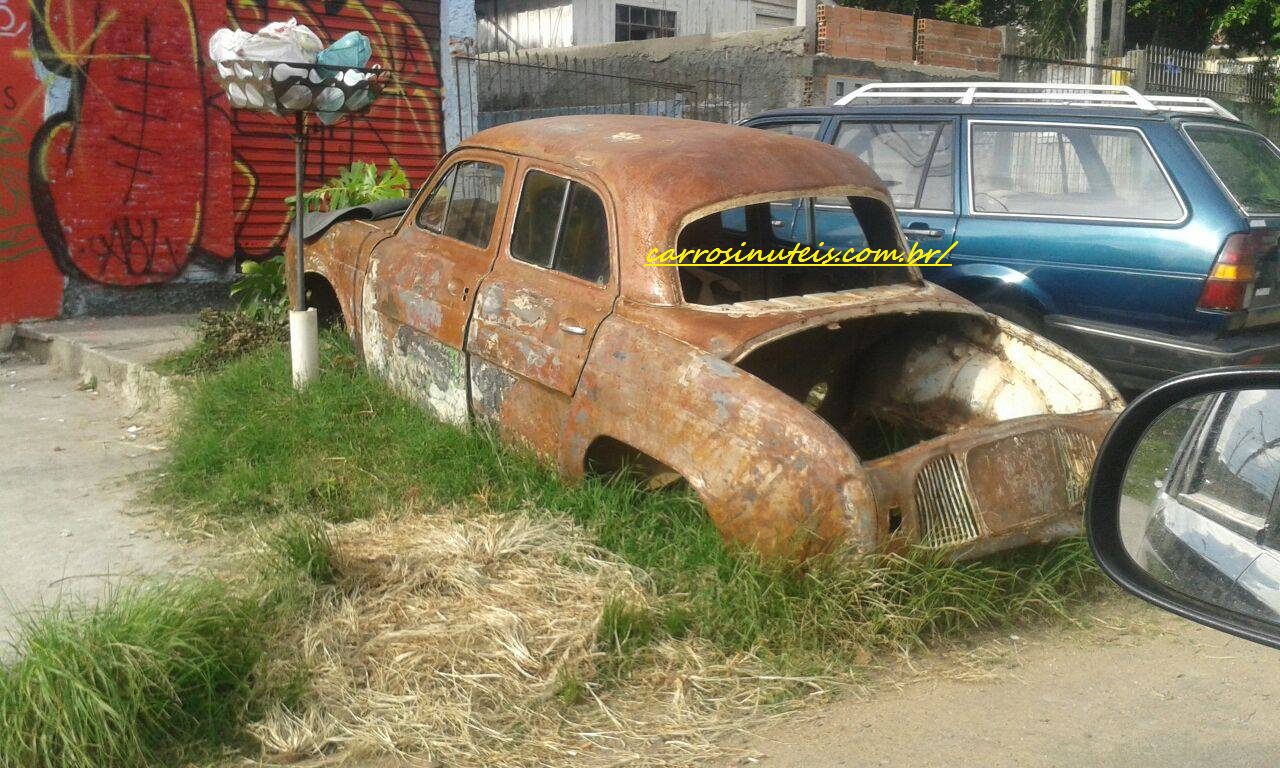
[209,20,384,388]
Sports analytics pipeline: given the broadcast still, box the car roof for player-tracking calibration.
[750,103,1248,128]
[461,116,898,303]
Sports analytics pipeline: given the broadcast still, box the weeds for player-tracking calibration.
[154,309,287,377]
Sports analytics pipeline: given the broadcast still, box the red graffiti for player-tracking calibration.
[29,0,234,286]
[1,0,441,322]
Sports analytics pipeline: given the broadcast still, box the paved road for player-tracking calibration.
[723,603,1280,767]
[0,356,185,646]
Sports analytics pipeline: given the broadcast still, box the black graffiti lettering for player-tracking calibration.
[88,217,179,277]
[2,86,16,110]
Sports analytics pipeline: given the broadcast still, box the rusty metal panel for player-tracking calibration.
[229,0,444,258]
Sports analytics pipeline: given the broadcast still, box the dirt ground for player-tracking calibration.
[721,600,1280,767]
[0,356,186,646]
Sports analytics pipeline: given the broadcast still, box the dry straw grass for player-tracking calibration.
[248,513,822,767]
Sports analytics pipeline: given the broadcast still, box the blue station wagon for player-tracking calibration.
[744,83,1280,392]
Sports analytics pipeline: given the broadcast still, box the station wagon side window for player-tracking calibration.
[758,121,823,141]
[415,160,505,248]
[968,122,1183,221]
[833,121,954,212]
[510,169,611,285]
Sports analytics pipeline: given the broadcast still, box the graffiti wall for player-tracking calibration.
[0,0,443,324]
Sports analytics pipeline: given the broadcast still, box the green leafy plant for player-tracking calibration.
[230,255,288,322]
[286,159,409,214]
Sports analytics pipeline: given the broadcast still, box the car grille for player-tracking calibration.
[913,453,984,548]
[912,427,1099,550]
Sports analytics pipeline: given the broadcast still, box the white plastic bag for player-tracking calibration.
[208,28,250,64]
[237,18,323,64]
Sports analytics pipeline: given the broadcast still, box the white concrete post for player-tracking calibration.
[290,308,319,388]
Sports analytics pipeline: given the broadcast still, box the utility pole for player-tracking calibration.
[1085,0,1105,84]
[1108,0,1126,57]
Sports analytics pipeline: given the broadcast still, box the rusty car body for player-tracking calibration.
[296,115,1124,560]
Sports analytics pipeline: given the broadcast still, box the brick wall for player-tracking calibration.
[915,17,1002,73]
[815,6,914,64]
[816,7,1003,74]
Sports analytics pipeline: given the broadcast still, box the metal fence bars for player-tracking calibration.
[453,51,744,137]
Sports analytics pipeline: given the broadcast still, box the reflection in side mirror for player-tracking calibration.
[1120,388,1280,629]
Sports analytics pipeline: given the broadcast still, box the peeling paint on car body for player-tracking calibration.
[297,115,1122,561]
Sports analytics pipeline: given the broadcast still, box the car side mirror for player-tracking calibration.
[1087,367,1280,650]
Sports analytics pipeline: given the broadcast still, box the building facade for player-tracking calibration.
[475,0,800,53]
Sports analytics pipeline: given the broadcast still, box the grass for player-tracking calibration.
[0,580,265,768]
[156,336,1106,670]
[0,521,332,768]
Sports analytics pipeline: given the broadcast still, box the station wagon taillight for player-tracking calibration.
[1198,232,1265,312]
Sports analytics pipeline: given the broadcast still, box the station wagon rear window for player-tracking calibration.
[969,123,1183,221]
[1184,125,1280,216]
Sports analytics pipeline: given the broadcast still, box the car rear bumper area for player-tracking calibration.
[1045,316,1280,392]
[861,410,1117,560]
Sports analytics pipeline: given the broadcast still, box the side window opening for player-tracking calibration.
[415,160,505,248]
[970,123,1182,220]
[511,170,611,285]
[676,195,910,306]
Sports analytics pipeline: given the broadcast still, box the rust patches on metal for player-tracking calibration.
[296,115,1122,561]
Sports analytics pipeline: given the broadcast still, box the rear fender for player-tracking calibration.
[561,316,878,559]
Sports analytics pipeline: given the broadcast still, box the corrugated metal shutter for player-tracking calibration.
[228,1,444,257]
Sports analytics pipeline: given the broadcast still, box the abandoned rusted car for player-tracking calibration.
[298,115,1123,560]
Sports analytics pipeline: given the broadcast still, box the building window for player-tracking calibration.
[615,4,676,41]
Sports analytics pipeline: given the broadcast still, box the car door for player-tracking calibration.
[954,119,1192,332]
[466,163,617,456]
[363,151,511,424]
[823,118,958,256]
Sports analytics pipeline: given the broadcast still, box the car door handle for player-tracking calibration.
[902,225,943,239]
[559,321,587,336]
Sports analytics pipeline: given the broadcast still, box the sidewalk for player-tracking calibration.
[0,315,197,647]
[12,314,197,414]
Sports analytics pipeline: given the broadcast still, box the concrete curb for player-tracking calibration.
[13,315,196,418]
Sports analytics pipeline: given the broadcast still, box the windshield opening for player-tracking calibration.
[1185,125,1280,215]
[675,195,913,306]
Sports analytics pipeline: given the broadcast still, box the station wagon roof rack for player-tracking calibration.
[833,82,1241,121]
